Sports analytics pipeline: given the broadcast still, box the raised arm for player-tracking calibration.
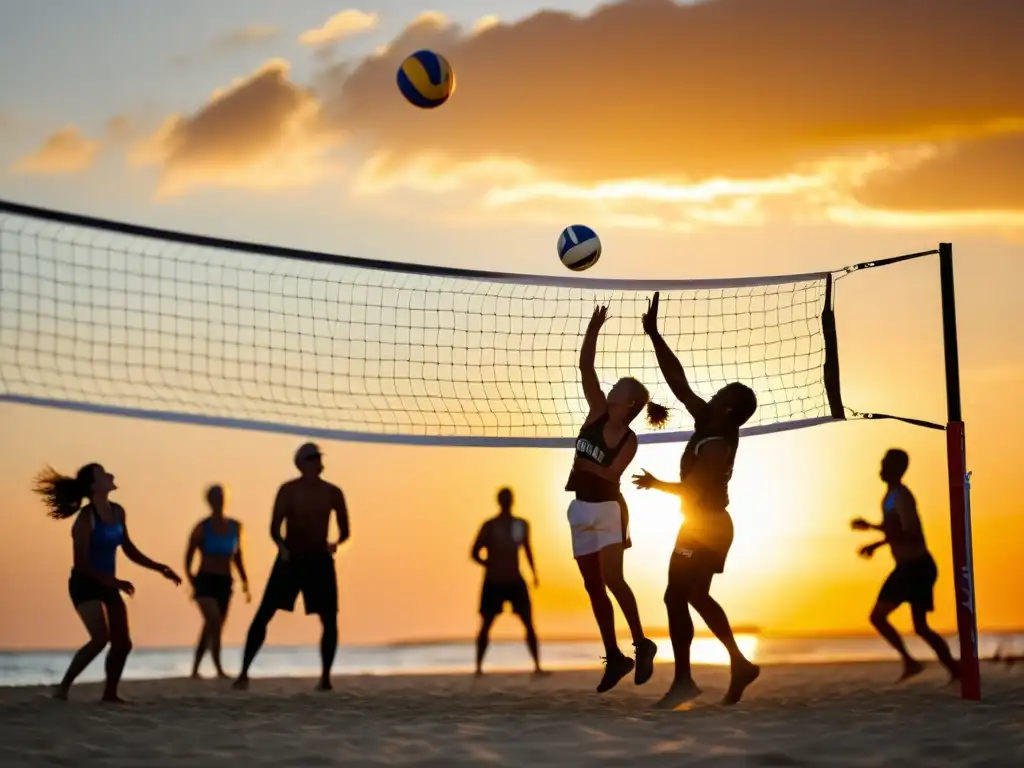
[579,305,609,416]
[642,292,707,418]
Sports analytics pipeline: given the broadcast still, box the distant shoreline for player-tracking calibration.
[2,627,1022,655]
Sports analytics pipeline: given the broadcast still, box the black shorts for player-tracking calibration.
[68,570,123,609]
[194,572,233,615]
[480,579,531,617]
[262,554,338,616]
[879,554,938,613]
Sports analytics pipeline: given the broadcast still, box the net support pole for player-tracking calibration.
[939,242,980,701]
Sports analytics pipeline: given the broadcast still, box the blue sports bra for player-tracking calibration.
[202,519,239,557]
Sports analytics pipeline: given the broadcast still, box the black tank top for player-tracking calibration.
[679,414,739,511]
[565,412,632,502]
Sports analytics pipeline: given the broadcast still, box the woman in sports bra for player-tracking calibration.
[185,484,249,679]
[565,304,669,694]
[34,462,182,702]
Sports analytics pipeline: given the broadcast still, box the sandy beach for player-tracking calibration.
[0,661,1020,766]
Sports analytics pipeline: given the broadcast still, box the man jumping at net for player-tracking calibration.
[470,487,545,676]
[851,448,960,683]
[632,292,761,708]
[233,442,350,691]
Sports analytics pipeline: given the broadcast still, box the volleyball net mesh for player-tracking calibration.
[0,201,844,446]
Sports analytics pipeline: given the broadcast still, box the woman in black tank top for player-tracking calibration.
[566,304,669,693]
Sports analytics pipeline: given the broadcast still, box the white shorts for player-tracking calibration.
[567,499,624,558]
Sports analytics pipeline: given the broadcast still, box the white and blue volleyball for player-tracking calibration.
[397,49,455,109]
[557,225,602,271]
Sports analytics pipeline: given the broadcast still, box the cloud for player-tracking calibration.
[327,0,1022,182]
[299,10,379,48]
[12,126,100,174]
[212,23,280,51]
[853,134,1024,212]
[130,59,338,198]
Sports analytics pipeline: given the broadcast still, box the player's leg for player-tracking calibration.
[303,555,339,691]
[511,583,544,674]
[575,552,633,692]
[192,596,222,678]
[476,581,501,674]
[653,552,703,709]
[101,594,133,703]
[597,533,657,683]
[909,556,959,679]
[685,560,759,705]
[55,598,109,700]
[234,559,294,689]
[872,566,922,680]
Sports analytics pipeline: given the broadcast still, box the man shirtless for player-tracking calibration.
[471,488,544,675]
[233,443,350,691]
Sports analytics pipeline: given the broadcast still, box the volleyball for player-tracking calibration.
[557,225,602,271]
[397,49,455,109]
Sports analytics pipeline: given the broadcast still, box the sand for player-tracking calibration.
[0,662,1020,766]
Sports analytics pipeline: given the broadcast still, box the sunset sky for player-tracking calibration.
[1,0,1022,652]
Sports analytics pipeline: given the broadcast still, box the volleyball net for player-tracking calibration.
[0,200,848,447]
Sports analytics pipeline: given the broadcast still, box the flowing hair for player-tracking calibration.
[621,377,671,429]
[32,464,98,520]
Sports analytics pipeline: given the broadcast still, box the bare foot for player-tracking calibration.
[722,661,760,705]
[52,686,69,702]
[216,671,230,680]
[653,679,703,710]
[532,669,551,679]
[897,659,924,683]
[190,671,202,680]
[232,677,250,691]
[100,694,127,705]
[315,678,333,692]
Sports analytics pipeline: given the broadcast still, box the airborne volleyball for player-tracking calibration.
[397,49,455,109]
[557,225,602,272]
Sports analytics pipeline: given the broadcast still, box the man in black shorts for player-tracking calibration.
[632,292,761,708]
[851,448,960,682]
[233,442,350,691]
[471,487,545,675]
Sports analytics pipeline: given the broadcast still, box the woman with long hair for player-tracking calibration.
[185,484,249,679]
[566,305,669,694]
[34,463,182,702]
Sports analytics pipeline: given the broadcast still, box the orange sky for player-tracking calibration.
[1,0,1023,651]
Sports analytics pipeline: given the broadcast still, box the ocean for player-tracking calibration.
[2,632,1021,688]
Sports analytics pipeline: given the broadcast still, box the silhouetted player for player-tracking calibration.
[566,305,668,693]
[185,484,249,679]
[471,487,544,676]
[34,463,182,703]
[851,448,960,682]
[633,292,761,708]
[234,443,350,691]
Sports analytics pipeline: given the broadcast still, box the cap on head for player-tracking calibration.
[294,442,323,469]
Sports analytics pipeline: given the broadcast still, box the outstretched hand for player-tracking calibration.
[858,543,879,559]
[588,304,610,330]
[641,292,660,336]
[161,565,183,586]
[632,469,657,490]
[850,517,872,531]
